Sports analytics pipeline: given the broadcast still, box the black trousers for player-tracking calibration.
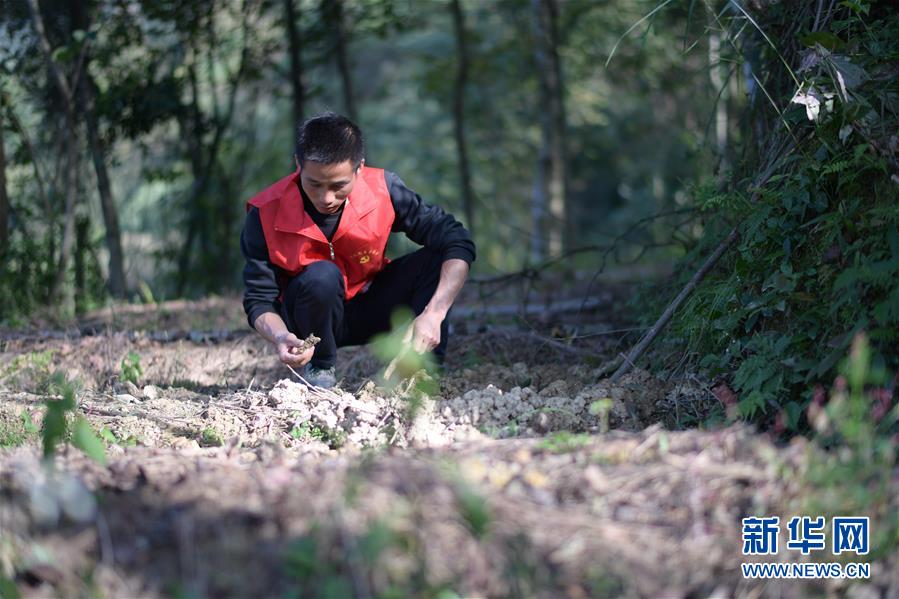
[280,248,448,369]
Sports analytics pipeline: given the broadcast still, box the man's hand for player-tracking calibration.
[407,309,444,353]
[403,258,470,354]
[276,332,315,367]
[253,313,316,368]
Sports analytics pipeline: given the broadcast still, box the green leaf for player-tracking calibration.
[809,320,867,380]
[285,536,318,579]
[744,311,760,333]
[0,574,20,599]
[783,401,803,430]
[800,31,844,50]
[21,411,38,433]
[838,0,869,15]
[829,55,869,91]
[888,228,899,260]
[42,403,68,459]
[846,334,870,393]
[699,354,721,368]
[873,288,899,325]
[834,267,859,290]
[99,427,118,444]
[456,485,491,537]
[73,418,107,465]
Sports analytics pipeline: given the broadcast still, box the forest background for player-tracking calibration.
[0,0,897,436]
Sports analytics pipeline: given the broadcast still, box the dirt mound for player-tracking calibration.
[438,365,713,434]
[2,364,710,461]
[4,297,893,597]
[4,424,893,598]
[0,427,795,597]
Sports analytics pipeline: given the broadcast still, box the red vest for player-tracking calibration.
[246,166,395,300]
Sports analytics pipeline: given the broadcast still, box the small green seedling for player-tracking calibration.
[42,372,106,464]
[120,351,142,386]
[199,427,223,447]
[589,398,614,433]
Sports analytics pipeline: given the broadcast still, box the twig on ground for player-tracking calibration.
[487,327,583,357]
[609,141,794,383]
[610,229,740,384]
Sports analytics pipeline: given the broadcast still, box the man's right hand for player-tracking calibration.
[276,332,315,367]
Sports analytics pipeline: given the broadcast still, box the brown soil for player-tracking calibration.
[1,296,895,598]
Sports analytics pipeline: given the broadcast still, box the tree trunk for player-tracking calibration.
[80,78,126,298]
[175,6,252,295]
[175,63,211,296]
[27,0,78,314]
[74,215,89,313]
[4,100,52,219]
[0,105,8,250]
[284,0,305,127]
[531,0,568,258]
[53,114,78,314]
[72,0,127,298]
[450,0,475,236]
[708,31,728,174]
[324,0,357,122]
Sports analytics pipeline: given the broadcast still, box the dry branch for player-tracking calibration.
[608,139,794,385]
[610,229,739,384]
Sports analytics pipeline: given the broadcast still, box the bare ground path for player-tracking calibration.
[1,294,896,597]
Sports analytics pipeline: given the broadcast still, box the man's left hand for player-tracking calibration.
[408,310,444,353]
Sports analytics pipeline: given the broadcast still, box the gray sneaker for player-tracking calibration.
[303,364,337,389]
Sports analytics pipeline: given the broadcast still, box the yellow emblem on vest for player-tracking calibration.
[352,248,380,265]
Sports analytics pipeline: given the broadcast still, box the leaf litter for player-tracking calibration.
[0,298,896,597]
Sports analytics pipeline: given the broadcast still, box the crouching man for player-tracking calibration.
[240,112,475,388]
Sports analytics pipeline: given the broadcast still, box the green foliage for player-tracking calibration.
[289,420,347,449]
[290,422,325,442]
[199,427,223,447]
[478,422,521,438]
[2,0,720,308]
[73,418,107,465]
[537,430,592,453]
[0,237,55,325]
[371,308,436,383]
[42,372,78,459]
[589,398,614,433]
[284,514,466,599]
[585,570,626,599]
[284,534,321,583]
[0,574,20,599]
[656,3,899,430]
[0,350,56,394]
[21,411,38,434]
[119,351,143,386]
[370,307,439,422]
[41,372,106,465]
[98,426,139,447]
[285,522,399,599]
[454,485,492,538]
[0,196,106,321]
[0,412,38,447]
[803,333,898,560]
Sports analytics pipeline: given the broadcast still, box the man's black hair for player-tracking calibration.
[295,112,365,168]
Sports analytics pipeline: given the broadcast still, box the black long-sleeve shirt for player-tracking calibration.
[240,170,476,327]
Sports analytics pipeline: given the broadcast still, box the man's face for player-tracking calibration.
[297,158,361,215]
